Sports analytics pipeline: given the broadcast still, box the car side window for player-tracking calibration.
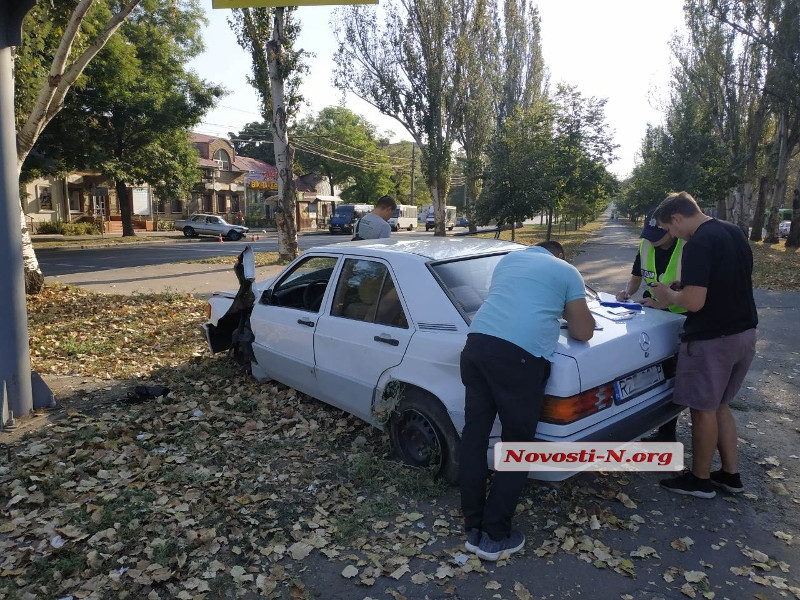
[191,215,203,222]
[331,259,408,328]
[270,256,338,312]
[207,216,220,224]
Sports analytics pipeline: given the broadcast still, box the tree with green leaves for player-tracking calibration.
[495,0,547,125]
[454,0,498,231]
[333,0,467,236]
[478,102,557,239]
[15,0,145,293]
[383,140,432,207]
[229,7,308,261]
[676,2,765,231]
[230,121,276,165]
[545,85,617,238]
[32,0,222,237]
[292,106,394,202]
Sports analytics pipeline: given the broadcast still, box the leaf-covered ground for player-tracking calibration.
[2,243,798,598]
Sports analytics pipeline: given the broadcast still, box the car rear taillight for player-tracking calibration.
[206,303,211,319]
[541,384,614,424]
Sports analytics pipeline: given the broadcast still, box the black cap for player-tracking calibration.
[640,210,668,243]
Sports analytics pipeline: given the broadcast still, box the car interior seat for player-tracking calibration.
[343,276,383,321]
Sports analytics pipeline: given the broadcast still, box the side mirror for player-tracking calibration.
[241,245,255,282]
[260,289,274,305]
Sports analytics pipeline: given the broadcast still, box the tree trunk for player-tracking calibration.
[786,172,800,249]
[431,184,444,237]
[464,155,480,233]
[764,111,789,244]
[19,205,44,294]
[736,182,752,237]
[116,179,135,237]
[749,176,768,242]
[16,0,142,294]
[268,7,297,262]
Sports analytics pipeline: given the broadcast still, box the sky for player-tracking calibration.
[188,0,688,180]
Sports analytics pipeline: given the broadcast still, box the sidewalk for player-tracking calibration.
[45,261,285,298]
[31,229,279,250]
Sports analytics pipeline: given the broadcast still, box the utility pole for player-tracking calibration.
[410,143,415,206]
[0,0,37,426]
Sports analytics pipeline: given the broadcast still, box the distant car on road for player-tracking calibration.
[174,214,248,241]
[779,220,791,238]
[456,216,469,228]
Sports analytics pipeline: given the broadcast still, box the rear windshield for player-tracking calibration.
[431,253,597,321]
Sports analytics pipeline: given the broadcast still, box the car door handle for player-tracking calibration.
[374,335,399,346]
[297,318,315,327]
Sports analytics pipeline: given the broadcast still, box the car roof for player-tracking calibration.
[307,237,525,261]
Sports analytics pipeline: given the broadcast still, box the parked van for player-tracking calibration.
[388,204,418,231]
[426,205,456,231]
[329,203,373,235]
[761,208,793,238]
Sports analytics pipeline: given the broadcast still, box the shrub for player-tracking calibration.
[245,216,269,228]
[62,222,101,235]
[35,221,66,235]
[156,220,175,232]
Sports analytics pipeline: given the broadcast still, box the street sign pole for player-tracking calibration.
[0,0,37,426]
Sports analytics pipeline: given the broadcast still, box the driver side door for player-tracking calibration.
[250,255,339,398]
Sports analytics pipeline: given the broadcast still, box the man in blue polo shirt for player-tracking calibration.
[460,240,595,561]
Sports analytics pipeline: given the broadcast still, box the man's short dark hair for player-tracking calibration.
[376,195,397,210]
[653,191,702,223]
[536,240,565,257]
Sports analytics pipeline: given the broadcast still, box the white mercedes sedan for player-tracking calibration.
[203,238,685,483]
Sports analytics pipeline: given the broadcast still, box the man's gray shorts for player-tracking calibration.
[673,328,756,411]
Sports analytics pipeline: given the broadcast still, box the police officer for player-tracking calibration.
[617,210,687,441]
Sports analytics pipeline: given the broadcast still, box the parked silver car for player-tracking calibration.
[203,240,685,483]
[174,214,248,241]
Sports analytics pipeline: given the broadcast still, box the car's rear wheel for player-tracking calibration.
[407,224,413,231]
[228,230,242,241]
[389,391,459,484]
[183,226,196,237]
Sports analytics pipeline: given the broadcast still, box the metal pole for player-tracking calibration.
[410,143,415,205]
[0,0,36,423]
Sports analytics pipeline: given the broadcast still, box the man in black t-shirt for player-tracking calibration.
[644,192,757,499]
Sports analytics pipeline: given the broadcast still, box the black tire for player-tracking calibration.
[228,230,242,241]
[183,226,195,237]
[407,224,414,231]
[389,390,460,484]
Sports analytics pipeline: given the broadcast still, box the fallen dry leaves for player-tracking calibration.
[0,284,797,599]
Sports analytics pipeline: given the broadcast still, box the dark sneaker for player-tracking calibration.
[475,529,525,561]
[641,431,677,443]
[660,469,716,499]
[464,528,481,553]
[710,469,744,493]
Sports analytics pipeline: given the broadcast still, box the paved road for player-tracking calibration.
[36,230,432,276]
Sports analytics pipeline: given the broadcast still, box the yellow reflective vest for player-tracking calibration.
[638,238,687,314]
